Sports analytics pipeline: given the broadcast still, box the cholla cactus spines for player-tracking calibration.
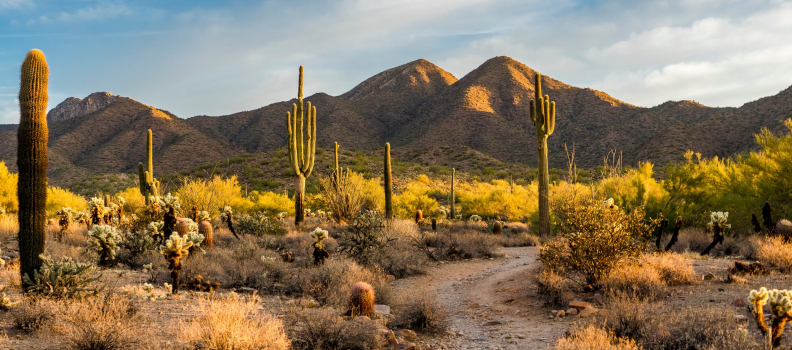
[55,207,75,242]
[148,221,165,241]
[529,72,556,236]
[603,198,618,210]
[349,282,375,317]
[277,212,288,219]
[198,210,210,222]
[286,66,317,226]
[748,287,792,347]
[707,211,731,231]
[470,214,482,222]
[87,224,121,266]
[159,233,193,294]
[157,193,181,212]
[309,227,329,250]
[18,49,49,286]
[220,206,240,239]
[138,129,160,206]
[0,292,15,310]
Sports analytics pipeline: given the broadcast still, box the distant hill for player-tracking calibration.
[1,56,791,189]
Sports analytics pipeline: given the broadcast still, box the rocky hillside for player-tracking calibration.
[1,56,791,188]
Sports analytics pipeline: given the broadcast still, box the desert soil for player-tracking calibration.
[392,247,568,350]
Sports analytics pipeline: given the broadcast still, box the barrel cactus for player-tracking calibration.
[349,282,375,317]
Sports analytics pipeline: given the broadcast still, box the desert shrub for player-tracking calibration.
[393,175,439,219]
[537,269,572,307]
[87,225,121,266]
[456,179,538,220]
[391,291,449,334]
[118,228,157,267]
[285,307,380,350]
[554,325,640,350]
[599,263,666,300]
[599,295,757,350]
[13,298,58,332]
[412,229,498,261]
[176,175,252,219]
[669,228,748,256]
[751,236,792,272]
[23,255,104,298]
[500,231,540,247]
[285,259,393,307]
[249,190,293,216]
[0,214,16,242]
[179,295,290,350]
[316,170,366,223]
[337,210,394,265]
[0,161,17,213]
[540,198,655,285]
[236,212,286,236]
[373,239,426,278]
[47,187,89,218]
[57,290,146,350]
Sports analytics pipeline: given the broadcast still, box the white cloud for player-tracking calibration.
[0,97,19,124]
[0,0,31,10]
[33,1,132,23]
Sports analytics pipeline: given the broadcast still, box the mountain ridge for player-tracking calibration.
[1,56,790,188]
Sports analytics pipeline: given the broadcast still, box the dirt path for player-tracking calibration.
[392,247,567,350]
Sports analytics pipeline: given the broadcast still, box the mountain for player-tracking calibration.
[1,56,791,188]
[47,92,132,123]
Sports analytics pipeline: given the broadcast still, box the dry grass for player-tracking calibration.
[537,269,572,307]
[751,236,792,272]
[56,290,147,350]
[554,325,640,350]
[640,253,698,286]
[286,258,393,307]
[597,294,758,350]
[669,228,749,257]
[284,307,381,350]
[0,214,16,241]
[391,290,449,334]
[599,263,666,300]
[12,298,58,333]
[179,294,290,350]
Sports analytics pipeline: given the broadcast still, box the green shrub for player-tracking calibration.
[23,255,104,298]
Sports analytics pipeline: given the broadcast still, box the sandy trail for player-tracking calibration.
[392,247,568,350]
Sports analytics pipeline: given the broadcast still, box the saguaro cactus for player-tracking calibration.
[450,168,456,219]
[138,129,159,205]
[334,142,341,185]
[17,49,49,285]
[529,73,556,236]
[287,66,317,225]
[384,143,393,219]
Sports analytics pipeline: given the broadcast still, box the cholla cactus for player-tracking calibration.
[277,212,288,219]
[748,287,792,347]
[309,227,330,265]
[702,211,731,256]
[157,193,181,212]
[87,225,121,266]
[707,211,731,231]
[141,283,154,293]
[159,233,193,294]
[148,221,165,241]
[0,292,15,310]
[198,210,210,222]
[55,207,75,241]
[309,227,329,250]
[184,220,206,255]
[470,215,482,222]
[603,198,618,210]
[220,205,239,239]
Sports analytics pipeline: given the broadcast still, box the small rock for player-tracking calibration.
[704,273,717,281]
[592,293,603,303]
[397,329,418,342]
[734,298,746,307]
[384,330,398,346]
[578,306,598,318]
[566,308,578,316]
[569,301,592,311]
[375,304,391,315]
[734,314,748,321]
[237,287,257,293]
[556,310,566,318]
[484,320,504,326]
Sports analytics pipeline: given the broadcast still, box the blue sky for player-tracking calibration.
[1,0,791,124]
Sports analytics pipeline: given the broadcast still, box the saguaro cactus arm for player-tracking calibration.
[286,66,317,225]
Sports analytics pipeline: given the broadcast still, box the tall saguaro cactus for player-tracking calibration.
[529,73,556,236]
[334,142,341,185]
[18,49,49,285]
[450,168,456,219]
[384,143,393,219]
[287,66,316,225]
[138,129,159,205]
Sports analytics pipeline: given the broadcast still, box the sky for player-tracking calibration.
[1,0,791,124]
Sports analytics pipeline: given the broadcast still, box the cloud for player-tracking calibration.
[32,1,132,23]
[0,97,19,124]
[0,0,31,10]
[585,2,792,107]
